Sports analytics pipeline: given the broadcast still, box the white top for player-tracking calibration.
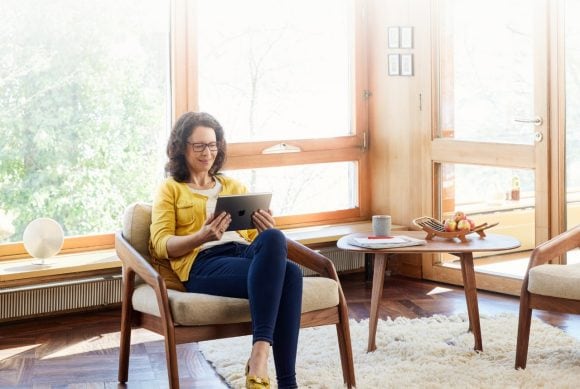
[188,181,249,251]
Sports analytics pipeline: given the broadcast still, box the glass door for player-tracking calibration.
[427,0,550,293]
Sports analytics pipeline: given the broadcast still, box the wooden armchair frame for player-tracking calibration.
[116,231,356,388]
[515,225,580,369]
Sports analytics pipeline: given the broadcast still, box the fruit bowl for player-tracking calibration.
[412,216,499,243]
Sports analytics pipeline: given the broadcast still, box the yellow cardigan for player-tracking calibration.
[149,175,258,282]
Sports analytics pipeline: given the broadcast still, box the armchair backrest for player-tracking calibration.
[122,202,153,261]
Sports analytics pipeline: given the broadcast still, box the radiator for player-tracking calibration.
[0,275,122,323]
[0,248,361,322]
[299,246,365,276]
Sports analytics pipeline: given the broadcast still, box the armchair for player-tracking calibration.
[515,224,580,369]
[116,202,355,388]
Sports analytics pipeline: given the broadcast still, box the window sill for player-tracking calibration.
[0,249,120,288]
[284,221,372,246]
[0,221,406,288]
[282,221,405,247]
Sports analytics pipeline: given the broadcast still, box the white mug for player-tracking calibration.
[372,215,392,237]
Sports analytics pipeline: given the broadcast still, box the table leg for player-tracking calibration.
[364,253,374,283]
[458,256,472,333]
[459,252,483,351]
[368,253,387,352]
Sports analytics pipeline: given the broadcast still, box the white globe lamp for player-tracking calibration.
[22,218,64,265]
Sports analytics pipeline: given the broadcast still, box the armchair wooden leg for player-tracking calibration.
[515,293,533,370]
[336,321,356,388]
[118,301,132,383]
[155,280,180,388]
[118,268,135,383]
[163,326,180,389]
[335,290,356,389]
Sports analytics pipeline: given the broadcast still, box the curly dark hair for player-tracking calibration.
[165,112,227,182]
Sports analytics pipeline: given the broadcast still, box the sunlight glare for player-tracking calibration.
[0,344,41,361]
[427,286,453,295]
[41,328,163,360]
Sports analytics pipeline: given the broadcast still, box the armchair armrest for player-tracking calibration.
[115,231,166,289]
[286,238,351,336]
[286,238,340,282]
[115,230,173,326]
[116,231,177,354]
[526,225,580,270]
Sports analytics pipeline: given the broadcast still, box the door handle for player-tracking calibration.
[514,116,543,126]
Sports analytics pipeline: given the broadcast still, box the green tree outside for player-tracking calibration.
[0,0,169,242]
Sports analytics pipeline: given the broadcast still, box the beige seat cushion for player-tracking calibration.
[528,263,580,300]
[132,277,339,326]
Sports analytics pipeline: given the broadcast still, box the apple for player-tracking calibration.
[453,211,466,223]
[457,219,471,231]
[466,218,476,230]
[444,219,457,232]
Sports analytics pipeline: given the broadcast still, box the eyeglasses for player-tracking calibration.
[187,142,219,153]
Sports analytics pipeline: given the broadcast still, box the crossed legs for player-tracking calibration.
[185,230,303,388]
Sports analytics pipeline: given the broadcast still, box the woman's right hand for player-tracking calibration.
[199,211,231,242]
[166,212,231,258]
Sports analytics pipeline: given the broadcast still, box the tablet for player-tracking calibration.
[214,193,272,231]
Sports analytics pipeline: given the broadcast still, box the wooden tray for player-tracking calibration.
[412,216,499,243]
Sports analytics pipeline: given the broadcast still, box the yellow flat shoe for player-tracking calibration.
[245,360,270,389]
[246,375,270,389]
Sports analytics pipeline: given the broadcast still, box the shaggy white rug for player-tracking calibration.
[199,313,580,388]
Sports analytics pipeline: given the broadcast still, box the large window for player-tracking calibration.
[192,0,368,226]
[0,0,368,257]
[0,0,170,247]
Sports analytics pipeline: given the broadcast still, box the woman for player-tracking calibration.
[149,112,302,389]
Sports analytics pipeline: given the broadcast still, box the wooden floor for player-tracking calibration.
[1,272,579,388]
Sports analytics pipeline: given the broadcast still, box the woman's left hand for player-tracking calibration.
[252,209,275,233]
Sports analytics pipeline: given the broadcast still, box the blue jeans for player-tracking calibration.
[184,229,302,389]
